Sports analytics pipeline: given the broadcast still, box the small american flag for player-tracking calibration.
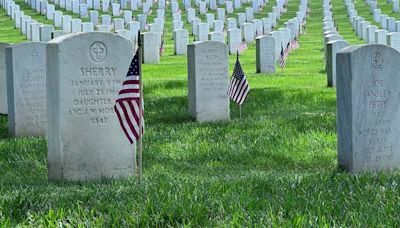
[159,39,165,56]
[279,45,286,69]
[114,49,144,144]
[291,39,299,50]
[238,40,248,53]
[284,42,290,56]
[227,55,250,105]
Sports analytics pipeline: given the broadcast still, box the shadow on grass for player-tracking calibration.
[0,86,337,185]
[142,87,336,176]
[0,115,9,139]
[143,85,336,126]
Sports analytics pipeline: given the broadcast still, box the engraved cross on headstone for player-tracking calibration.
[31,49,39,63]
[93,44,104,60]
[373,52,381,67]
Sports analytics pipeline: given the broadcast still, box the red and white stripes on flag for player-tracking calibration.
[238,40,248,53]
[114,50,144,144]
[279,45,286,69]
[291,39,299,50]
[227,57,250,105]
[159,39,165,56]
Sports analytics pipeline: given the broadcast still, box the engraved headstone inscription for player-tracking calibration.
[336,44,400,173]
[256,35,275,73]
[187,41,230,122]
[6,42,47,136]
[46,32,135,181]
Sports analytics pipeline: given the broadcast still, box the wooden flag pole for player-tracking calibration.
[138,31,143,185]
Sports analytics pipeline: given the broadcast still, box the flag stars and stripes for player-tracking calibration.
[114,50,144,144]
[227,58,250,105]
[279,45,286,69]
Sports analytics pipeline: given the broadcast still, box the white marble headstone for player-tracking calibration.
[6,42,47,136]
[174,29,188,55]
[256,35,275,73]
[142,32,160,64]
[0,42,9,115]
[337,44,400,173]
[227,28,241,54]
[187,41,229,122]
[326,40,348,87]
[387,32,400,51]
[46,32,135,181]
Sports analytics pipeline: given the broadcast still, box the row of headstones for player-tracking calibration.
[253,2,309,73]
[4,0,163,38]
[181,0,291,47]
[0,32,281,181]
[336,43,400,173]
[324,0,400,173]
[0,0,311,136]
[0,0,309,118]
[0,4,229,61]
[0,33,138,181]
[1,37,399,178]
[2,2,163,64]
[345,0,400,50]
[322,0,348,88]
[4,0,308,54]
[15,0,279,37]
[2,37,399,177]
[0,20,305,139]
[347,0,400,36]
[256,0,309,71]
[1,0,301,60]
[1,0,288,53]
[178,0,308,56]
[0,0,310,123]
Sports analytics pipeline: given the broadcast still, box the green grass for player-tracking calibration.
[355,0,400,25]
[2,0,400,226]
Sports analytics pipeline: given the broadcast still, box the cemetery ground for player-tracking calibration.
[2,0,400,226]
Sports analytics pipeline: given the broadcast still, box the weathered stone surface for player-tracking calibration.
[387,32,400,51]
[256,35,275,74]
[197,23,209,41]
[40,25,55,42]
[336,44,400,173]
[46,32,135,181]
[142,32,160,64]
[375,29,388,44]
[187,41,229,122]
[241,22,254,43]
[326,40,348,87]
[208,31,225,43]
[174,29,188,55]
[0,42,9,114]
[366,25,378,44]
[227,28,241,55]
[6,42,47,136]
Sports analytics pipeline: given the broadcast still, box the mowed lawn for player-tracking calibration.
[2,0,400,226]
